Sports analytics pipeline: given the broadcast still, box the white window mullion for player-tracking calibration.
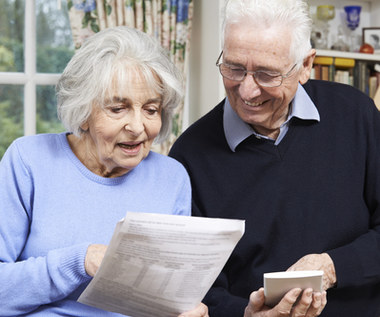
[24,0,36,136]
[35,73,61,85]
[0,72,27,85]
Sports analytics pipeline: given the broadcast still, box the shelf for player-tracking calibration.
[316,49,380,62]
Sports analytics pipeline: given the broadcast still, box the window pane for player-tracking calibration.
[0,85,24,159]
[0,0,25,72]
[36,85,65,134]
[36,0,74,73]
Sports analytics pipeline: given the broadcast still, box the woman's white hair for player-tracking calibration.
[221,0,312,64]
[56,26,183,143]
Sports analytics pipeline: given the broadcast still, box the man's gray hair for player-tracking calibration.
[221,0,313,64]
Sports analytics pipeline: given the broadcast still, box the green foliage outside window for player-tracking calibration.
[0,0,74,159]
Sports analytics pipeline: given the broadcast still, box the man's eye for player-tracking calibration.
[230,67,245,73]
[257,72,279,80]
[259,70,280,78]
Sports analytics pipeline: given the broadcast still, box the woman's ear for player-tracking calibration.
[299,49,316,85]
[80,121,89,132]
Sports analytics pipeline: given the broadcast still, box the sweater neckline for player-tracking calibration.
[58,132,131,186]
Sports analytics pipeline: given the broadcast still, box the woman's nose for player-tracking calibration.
[124,112,144,136]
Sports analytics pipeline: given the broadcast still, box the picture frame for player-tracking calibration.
[362,27,380,54]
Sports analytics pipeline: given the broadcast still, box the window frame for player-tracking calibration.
[0,0,61,136]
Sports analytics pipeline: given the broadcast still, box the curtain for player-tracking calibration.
[66,0,193,154]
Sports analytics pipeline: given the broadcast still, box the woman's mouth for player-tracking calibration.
[119,143,141,149]
[118,142,142,154]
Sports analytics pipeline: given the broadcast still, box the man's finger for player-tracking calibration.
[274,288,303,315]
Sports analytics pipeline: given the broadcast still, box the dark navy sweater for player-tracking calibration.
[169,80,380,317]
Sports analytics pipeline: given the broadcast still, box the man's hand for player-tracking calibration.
[244,287,326,317]
[287,253,337,290]
[178,303,209,317]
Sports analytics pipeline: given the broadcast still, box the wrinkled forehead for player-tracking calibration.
[107,62,163,100]
[224,20,291,45]
[223,22,293,64]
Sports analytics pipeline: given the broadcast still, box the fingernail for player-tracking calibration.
[294,288,302,296]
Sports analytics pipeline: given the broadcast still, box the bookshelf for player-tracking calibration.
[313,49,380,102]
[309,1,380,104]
[316,49,380,62]
[303,0,380,105]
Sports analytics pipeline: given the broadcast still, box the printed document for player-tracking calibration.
[78,212,245,317]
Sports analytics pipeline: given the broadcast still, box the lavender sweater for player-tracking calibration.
[0,133,191,316]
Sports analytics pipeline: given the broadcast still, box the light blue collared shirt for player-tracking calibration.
[223,83,320,152]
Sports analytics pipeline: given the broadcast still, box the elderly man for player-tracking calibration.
[169,0,380,316]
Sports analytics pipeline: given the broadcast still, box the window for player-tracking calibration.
[0,0,74,158]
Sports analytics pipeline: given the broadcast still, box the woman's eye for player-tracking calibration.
[145,106,160,116]
[109,105,125,113]
[146,108,158,115]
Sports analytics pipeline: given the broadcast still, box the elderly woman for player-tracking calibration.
[0,26,207,317]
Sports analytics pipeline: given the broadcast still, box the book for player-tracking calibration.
[313,56,333,66]
[374,86,380,110]
[369,76,378,99]
[314,56,355,68]
[264,270,323,307]
[313,64,322,80]
[314,56,355,83]
[321,65,329,81]
[334,57,355,68]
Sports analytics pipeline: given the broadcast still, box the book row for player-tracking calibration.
[311,56,380,100]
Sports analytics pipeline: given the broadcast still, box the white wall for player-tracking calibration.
[371,1,380,25]
[187,0,224,126]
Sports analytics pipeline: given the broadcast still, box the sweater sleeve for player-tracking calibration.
[173,165,192,217]
[327,103,380,289]
[0,142,92,316]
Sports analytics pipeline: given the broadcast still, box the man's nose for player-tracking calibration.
[239,73,262,100]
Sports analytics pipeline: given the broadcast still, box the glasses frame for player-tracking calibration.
[215,51,298,88]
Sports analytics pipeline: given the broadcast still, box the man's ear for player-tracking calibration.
[299,49,316,85]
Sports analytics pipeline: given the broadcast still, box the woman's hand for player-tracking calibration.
[244,287,327,317]
[84,244,107,277]
[178,303,209,317]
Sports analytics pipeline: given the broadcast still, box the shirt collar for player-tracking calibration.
[223,83,320,152]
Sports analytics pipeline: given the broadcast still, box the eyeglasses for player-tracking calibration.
[216,51,298,88]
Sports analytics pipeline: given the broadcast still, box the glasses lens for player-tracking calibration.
[219,64,245,81]
[255,72,282,87]
[218,63,288,87]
